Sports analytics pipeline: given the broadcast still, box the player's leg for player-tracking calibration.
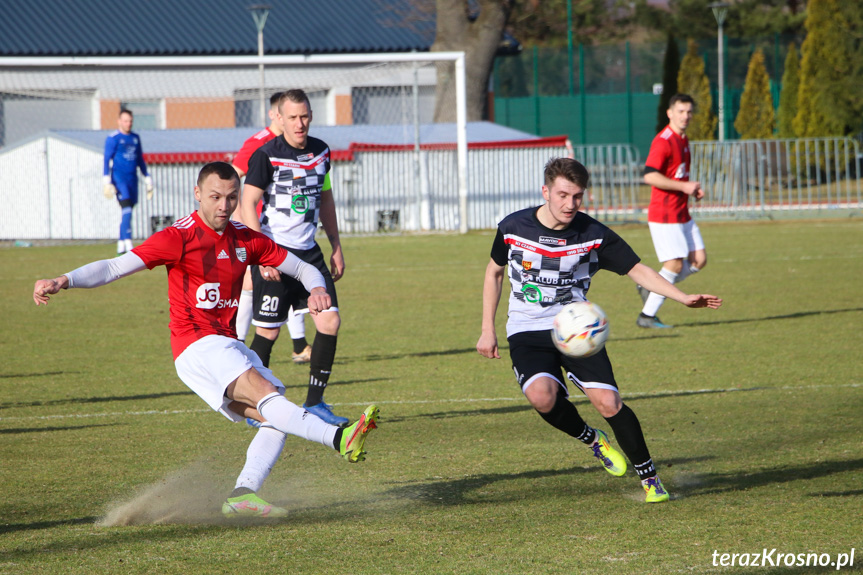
[291,245,347,426]
[567,349,669,502]
[235,268,255,342]
[248,265,288,367]
[286,307,311,363]
[638,222,689,328]
[509,331,626,476]
[116,179,135,254]
[675,220,707,284]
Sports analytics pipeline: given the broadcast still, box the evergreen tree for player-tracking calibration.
[656,33,680,134]
[776,44,799,138]
[793,0,854,137]
[734,49,774,139]
[677,39,717,141]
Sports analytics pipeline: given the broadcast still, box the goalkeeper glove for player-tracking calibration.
[145,176,155,201]
[102,176,116,199]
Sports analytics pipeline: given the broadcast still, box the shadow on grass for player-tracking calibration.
[0,423,119,435]
[675,307,863,328]
[385,403,532,423]
[677,458,863,497]
[0,371,71,379]
[807,489,863,498]
[0,516,99,535]
[0,390,194,410]
[340,347,481,363]
[271,376,391,390]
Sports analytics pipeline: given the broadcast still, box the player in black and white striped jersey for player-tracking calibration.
[240,89,348,427]
[477,157,722,503]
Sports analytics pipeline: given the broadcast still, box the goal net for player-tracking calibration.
[0,53,469,239]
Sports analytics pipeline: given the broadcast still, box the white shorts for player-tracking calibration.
[648,220,705,263]
[174,334,284,422]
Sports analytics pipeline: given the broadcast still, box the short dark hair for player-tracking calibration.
[197,161,240,188]
[278,89,311,112]
[119,108,133,118]
[668,93,695,108]
[544,157,590,189]
[269,91,283,107]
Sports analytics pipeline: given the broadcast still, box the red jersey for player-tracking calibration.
[132,212,287,359]
[645,126,692,224]
[233,127,277,176]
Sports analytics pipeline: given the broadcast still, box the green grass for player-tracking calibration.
[1,219,861,574]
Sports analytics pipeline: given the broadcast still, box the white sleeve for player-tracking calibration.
[66,252,147,288]
[274,252,326,293]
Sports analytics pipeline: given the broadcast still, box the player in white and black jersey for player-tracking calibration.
[241,89,348,427]
[477,157,722,503]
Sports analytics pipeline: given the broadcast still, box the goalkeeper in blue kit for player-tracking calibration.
[103,109,154,254]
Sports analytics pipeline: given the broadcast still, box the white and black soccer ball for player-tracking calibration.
[551,301,610,358]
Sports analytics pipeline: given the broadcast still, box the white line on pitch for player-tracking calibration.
[0,382,858,423]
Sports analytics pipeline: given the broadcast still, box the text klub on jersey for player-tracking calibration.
[195,283,238,310]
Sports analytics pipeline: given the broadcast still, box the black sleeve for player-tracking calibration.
[597,228,641,275]
[244,148,274,190]
[490,229,508,266]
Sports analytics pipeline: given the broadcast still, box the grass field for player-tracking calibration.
[1,219,861,574]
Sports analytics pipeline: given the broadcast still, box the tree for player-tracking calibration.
[734,49,774,139]
[793,0,855,137]
[776,44,799,138]
[656,33,680,134]
[432,0,513,122]
[677,39,717,140]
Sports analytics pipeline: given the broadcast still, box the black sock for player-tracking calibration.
[249,334,276,368]
[292,337,309,354]
[604,403,655,479]
[537,392,596,444]
[306,332,338,406]
[332,427,343,450]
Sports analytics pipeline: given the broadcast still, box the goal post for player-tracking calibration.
[0,51,469,234]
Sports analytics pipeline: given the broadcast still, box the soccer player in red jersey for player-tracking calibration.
[637,93,709,329]
[33,162,379,518]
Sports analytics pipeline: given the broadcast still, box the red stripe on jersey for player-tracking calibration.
[269,154,328,170]
[504,235,602,258]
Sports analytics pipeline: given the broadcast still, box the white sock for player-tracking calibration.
[286,307,305,339]
[257,392,337,448]
[642,268,678,317]
[124,239,134,252]
[234,425,287,493]
[117,240,125,253]
[236,289,254,341]
[676,263,700,283]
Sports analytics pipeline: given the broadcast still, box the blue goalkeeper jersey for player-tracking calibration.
[104,130,148,181]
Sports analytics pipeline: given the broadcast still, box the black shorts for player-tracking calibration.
[507,330,619,397]
[251,243,338,327]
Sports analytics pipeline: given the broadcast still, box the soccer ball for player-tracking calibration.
[551,301,609,358]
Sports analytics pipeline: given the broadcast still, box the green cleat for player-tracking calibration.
[340,405,379,463]
[221,492,287,518]
[590,429,627,477]
[642,476,670,503]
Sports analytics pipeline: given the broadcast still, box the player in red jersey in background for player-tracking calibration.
[636,93,709,329]
[33,162,378,518]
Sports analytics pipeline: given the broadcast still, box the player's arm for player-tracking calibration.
[643,169,703,199]
[627,262,721,309]
[241,149,270,232]
[102,136,117,198]
[33,253,147,305]
[477,258,506,359]
[318,174,344,281]
[273,251,331,314]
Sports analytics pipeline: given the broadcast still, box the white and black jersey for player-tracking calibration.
[491,207,640,337]
[245,135,331,250]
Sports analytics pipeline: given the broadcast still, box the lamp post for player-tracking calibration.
[249,4,271,126]
[709,2,729,141]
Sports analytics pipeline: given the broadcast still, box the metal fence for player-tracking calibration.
[3,136,859,241]
[691,137,863,219]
